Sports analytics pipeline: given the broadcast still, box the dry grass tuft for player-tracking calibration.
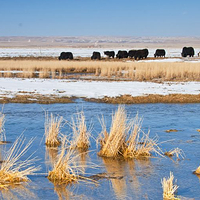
[161,172,179,200]
[123,114,161,158]
[97,106,162,158]
[194,165,200,175]
[123,113,162,158]
[47,138,78,185]
[0,136,40,189]
[164,148,185,160]
[165,129,178,133]
[97,106,128,158]
[70,111,91,150]
[45,112,63,147]
[47,137,90,185]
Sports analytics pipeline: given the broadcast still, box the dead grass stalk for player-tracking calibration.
[97,106,128,158]
[45,112,63,147]
[70,111,91,150]
[164,148,185,160]
[47,137,93,185]
[0,136,40,188]
[161,172,179,200]
[123,113,162,158]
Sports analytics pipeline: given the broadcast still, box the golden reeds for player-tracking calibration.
[70,111,90,150]
[98,107,162,159]
[194,165,200,174]
[0,60,200,81]
[194,166,200,174]
[164,148,185,160]
[97,106,128,158]
[47,137,85,185]
[161,172,179,200]
[0,136,40,188]
[45,112,63,147]
[123,113,162,158]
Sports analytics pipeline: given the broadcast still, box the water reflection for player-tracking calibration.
[75,149,89,175]
[127,158,153,198]
[0,147,3,163]
[102,157,127,199]
[54,184,73,200]
[0,184,37,200]
[45,146,58,168]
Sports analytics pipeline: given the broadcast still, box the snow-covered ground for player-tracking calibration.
[0,78,199,99]
[1,47,200,59]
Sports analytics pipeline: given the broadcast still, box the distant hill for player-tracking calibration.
[0,36,200,48]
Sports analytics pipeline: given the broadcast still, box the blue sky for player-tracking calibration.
[0,0,199,37]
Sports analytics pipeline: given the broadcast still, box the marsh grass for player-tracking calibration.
[47,138,79,185]
[123,114,162,158]
[70,111,91,150]
[97,107,162,159]
[161,172,179,200]
[194,165,200,174]
[0,136,40,188]
[45,112,63,147]
[1,60,200,81]
[164,148,185,160]
[47,137,95,185]
[97,106,128,158]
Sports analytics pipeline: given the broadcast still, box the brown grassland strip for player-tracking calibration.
[85,94,200,104]
[0,94,74,104]
[0,58,200,81]
[0,94,200,104]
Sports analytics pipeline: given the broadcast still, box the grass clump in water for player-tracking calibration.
[97,106,128,158]
[161,172,179,200]
[164,148,185,160]
[47,137,89,185]
[45,112,63,147]
[123,113,162,158]
[70,111,91,150]
[0,135,40,189]
[194,165,200,175]
[97,106,162,159]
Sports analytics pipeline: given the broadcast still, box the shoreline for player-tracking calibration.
[1,94,200,104]
[0,78,200,104]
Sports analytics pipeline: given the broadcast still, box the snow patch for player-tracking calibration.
[0,78,199,99]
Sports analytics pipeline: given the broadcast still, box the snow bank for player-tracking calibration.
[0,78,199,99]
[1,48,200,59]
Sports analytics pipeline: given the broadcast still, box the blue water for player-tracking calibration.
[1,101,200,200]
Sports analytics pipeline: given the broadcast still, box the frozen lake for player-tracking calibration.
[1,101,200,199]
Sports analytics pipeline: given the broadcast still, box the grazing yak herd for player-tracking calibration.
[59,47,197,60]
